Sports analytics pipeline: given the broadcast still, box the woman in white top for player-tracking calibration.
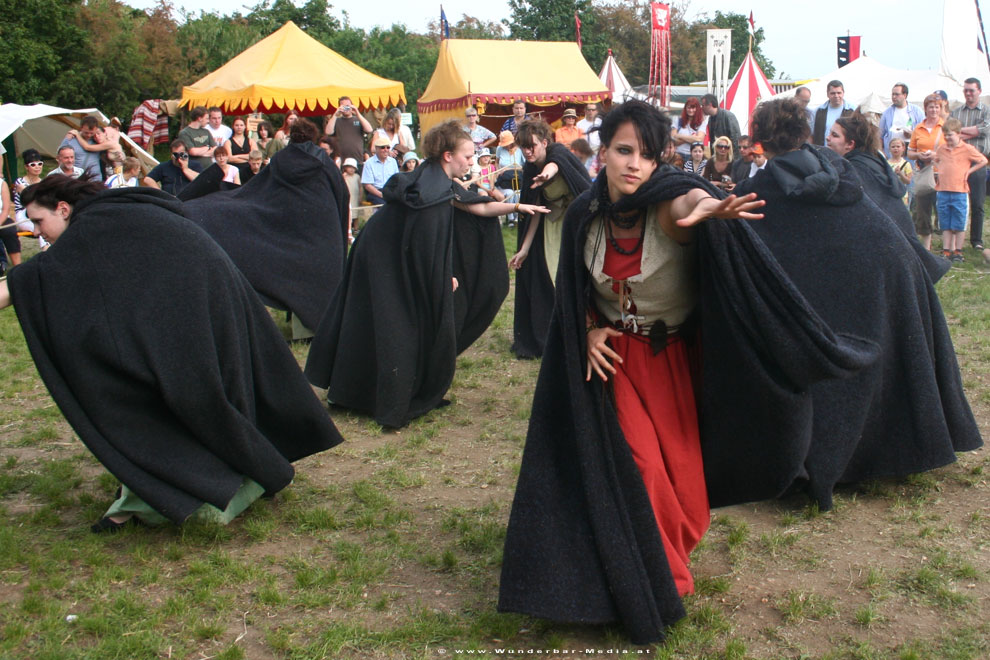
[670,97,708,161]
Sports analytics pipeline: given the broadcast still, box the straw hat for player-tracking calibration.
[561,108,578,119]
[498,131,515,147]
[372,135,391,148]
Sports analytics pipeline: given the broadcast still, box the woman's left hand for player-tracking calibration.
[517,203,550,215]
[452,277,459,292]
[531,162,559,187]
[676,193,765,227]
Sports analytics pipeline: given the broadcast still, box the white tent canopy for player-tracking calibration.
[599,49,633,98]
[777,56,970,111]
[0,103,158,175]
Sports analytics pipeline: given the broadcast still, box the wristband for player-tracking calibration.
[514,202,520,212]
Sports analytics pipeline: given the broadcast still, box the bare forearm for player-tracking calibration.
[0,280,10,309]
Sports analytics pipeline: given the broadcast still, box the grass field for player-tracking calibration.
[0,229,987,660]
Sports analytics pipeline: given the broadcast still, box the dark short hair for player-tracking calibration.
[79,116,99,129]
[56,145,74,157]
[19,174,104,216]
[422,119,472,160]
[738,134,751,145]
[289,118,320,144]
[515,120,554,148]
[834,112,880,153]
[892,82,908,96]
[338,95,351,104]
[21,148,42,164]
[700,94,719,108]
[827,80,844,91]
[597,99,670,160]
[190,106,208,121]
[964,77,982,90]
[794,86,811,96]
[750,98,810,155]
[170,139,186,151]
[207,106,223,115]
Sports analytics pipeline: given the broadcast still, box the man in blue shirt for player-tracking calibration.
[60,116,102,180]
[812,80,855,146]
[361,135,399,205]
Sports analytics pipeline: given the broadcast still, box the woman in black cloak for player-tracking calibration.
[508,119,592,358]
[1,176,344,532]
[499,99,981,643]
[825,111,950,282]
[304,121,548,429]
[499,101,765,643]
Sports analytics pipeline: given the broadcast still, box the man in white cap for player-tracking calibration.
[360,135,399,205]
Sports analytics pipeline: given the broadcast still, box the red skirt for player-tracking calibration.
[611,332,710,595]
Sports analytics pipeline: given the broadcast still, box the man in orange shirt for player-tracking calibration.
[935,117,988,262]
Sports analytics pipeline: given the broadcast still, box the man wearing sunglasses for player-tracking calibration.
[142,141,203,197]
[361,135,399,205]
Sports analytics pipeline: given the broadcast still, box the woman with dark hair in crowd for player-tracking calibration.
[670,96,707,161]
[509,119,592,358]
[305,120,548,428]
[828,112,949,279]
[213,144,241,185]
[255,120,277,162]
[0,175,343,532]
[10,149,46,254]
[227,117,256,181]
[499,99,762,643]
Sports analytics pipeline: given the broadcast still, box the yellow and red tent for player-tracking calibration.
[181,21,405,115]
[417,39,610,134]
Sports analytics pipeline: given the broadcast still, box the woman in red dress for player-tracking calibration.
[499,100,763,643]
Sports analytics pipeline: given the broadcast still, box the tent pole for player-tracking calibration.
[976,0,990,74]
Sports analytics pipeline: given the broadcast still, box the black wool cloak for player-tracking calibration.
[7,188,344,524]
[511,142,591,358]
[498,166,878,643]
[713,145,982,508]
[844,149,950,282]
[305,162,461,429]
[450,185,509,353]
[181,142,350,331]
[175,163,238,201]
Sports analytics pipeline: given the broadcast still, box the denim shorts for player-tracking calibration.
[936,191,969,232]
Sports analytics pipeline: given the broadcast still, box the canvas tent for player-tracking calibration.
[417,39,610,134]
[181,21,405,114]
[723,52,775,135]
[779,56,971,110]
[599,49,633,98]
[0,103,158,180]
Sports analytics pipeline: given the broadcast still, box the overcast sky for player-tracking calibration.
[126,0,985,80]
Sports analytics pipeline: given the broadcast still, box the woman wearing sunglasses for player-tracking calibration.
[7,149,47,260]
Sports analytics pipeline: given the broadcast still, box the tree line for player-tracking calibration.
[0,0,775,124]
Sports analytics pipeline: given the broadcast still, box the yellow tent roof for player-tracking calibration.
[181,22,405,114]
[417,39,610,113]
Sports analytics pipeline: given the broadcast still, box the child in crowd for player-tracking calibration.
[105,157,141,188]
[934,117,987,262]
[476,148,497,194]
[341,157,362,243]
[886,137,913,206]
[401,152,419,172]
[569,138,598,179]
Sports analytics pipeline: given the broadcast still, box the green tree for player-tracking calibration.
[245,0,341,41]
[507,0,604,67]
[133,0,191,101]
[427,14,507,40]
[0,0,87,105]
[176,10,262,79]
[587,1,650,86]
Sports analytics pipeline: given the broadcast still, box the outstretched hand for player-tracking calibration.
[517,203,550,216]
[530,162,559,188]
[676,193,765,227]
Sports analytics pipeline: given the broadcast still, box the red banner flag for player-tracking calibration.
[575,12,582,49]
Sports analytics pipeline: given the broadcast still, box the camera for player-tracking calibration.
[173,152,189,161]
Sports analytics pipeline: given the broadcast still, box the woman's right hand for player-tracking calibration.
[586,326,624,382]
[508,249,529,270]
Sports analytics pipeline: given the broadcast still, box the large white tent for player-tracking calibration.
[0,104,158,176]
[724,52,775,135]
[777,56,968,110]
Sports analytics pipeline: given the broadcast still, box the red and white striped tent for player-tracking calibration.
[723,51,775,135]
[598,49,633,98]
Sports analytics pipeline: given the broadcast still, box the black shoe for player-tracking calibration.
[91,516,143,534]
